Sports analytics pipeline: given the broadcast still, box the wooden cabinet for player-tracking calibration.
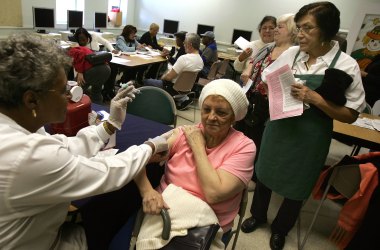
[109,11,122,27]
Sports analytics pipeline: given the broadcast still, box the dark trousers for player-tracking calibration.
[84,64,111,104]
[251,180,303,236]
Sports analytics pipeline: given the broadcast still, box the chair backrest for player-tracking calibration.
[127,86,177,126]
[206,60,221,80]
[363,102,372,114]
[329,164,361,199]
[372,99,380,116]
[216,59,229,79]
[173,71,198,93]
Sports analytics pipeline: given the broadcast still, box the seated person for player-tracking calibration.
[199,31,218,78]
[133,79,255,247]
[69,29,113,104]
[167,31,187,65]
[103,25,146,100]
[139,23,170,79]
[143,33,203,96]
[74,27,117,53]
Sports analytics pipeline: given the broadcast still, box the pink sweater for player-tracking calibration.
[158,124,255,231]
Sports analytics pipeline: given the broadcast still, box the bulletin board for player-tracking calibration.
[0,0,22,27]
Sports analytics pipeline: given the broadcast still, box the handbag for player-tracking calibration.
[85,51,112,65]
[160,223,220,250]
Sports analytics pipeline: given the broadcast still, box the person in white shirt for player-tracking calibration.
[233,16,276,73]
[0,33,168,250]
[143,33,204,94]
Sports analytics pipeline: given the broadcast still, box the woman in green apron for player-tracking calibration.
[240,2,366,250]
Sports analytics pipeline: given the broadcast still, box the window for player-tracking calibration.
[56,0,84,25]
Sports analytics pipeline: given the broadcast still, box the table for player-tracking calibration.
[333,113,380,154]
[110,54,167,68]
[218,51,238,61]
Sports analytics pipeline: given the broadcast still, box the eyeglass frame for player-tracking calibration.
[295,25,318,34]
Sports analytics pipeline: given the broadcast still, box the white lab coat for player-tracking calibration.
[0,112,152,249]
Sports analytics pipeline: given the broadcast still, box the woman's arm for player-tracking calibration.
[182,126,248,204]
[291,84,359,123]
[96,33,116,52]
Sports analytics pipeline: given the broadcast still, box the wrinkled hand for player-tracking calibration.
[108,83,138,130]
[290,83,316,104]
[142,189,168,215]
[182,125,205,149]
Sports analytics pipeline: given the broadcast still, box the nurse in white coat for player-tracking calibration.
[0,33,168,250]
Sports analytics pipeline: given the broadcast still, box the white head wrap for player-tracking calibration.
[198,79,249,121]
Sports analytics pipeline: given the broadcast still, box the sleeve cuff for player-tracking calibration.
[96,123,112,143]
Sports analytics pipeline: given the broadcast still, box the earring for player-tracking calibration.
[321,41,325,47]
[32,109,37,118]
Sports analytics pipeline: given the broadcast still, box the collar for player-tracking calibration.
[296,40,340,66]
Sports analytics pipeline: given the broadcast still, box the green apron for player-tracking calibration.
[255,49,342,200]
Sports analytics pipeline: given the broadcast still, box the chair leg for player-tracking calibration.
[298,184,331,250]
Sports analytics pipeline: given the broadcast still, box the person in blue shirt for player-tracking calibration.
[199,31,218,78]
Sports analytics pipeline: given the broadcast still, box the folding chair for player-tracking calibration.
[372,99,380,116]
[172,71,199,122]
[215,59,230,79]
[196,60,221,87]
[224,188,249,250]
[297,164,361,250]
[127,86,177,127]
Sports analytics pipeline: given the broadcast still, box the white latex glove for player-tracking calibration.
[145,136,169,155]
[108,84,137,130]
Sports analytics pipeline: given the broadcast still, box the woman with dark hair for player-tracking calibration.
[104,25,146,96]
[233,16,276,73]
[243,2,365,249]
[69,27,113,103]
[116,25,144,52]
[74,27,117,53]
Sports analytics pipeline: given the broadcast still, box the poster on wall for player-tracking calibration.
[346,3,380,55]
[350,14,380,71]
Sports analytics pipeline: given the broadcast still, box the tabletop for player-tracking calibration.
[110,54,167,68]
[333,113,380,152]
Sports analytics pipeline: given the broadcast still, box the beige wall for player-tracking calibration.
[0,0,22,27]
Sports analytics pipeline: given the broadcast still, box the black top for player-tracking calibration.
[168,45,185,65]
[362,54,380,107]
[139,31,163,51]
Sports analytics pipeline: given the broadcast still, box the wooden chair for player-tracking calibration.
[215,59,230,79]
[127,86,177,127]
[172,71,199,122]
[196,60,221,87]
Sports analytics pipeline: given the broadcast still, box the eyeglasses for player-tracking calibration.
[47,89,72,97]
[296,26,318,34]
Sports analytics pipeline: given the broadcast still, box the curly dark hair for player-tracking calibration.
[0,33,72,107]
[295,1,340,41]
